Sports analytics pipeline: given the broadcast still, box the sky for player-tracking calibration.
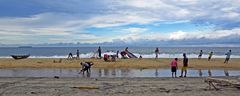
[0,0,240,47]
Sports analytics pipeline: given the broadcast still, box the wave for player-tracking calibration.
[1,52,240,58]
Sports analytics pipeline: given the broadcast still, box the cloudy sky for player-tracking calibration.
[0,0,240,46]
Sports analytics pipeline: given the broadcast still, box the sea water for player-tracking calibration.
[0,47,240,58]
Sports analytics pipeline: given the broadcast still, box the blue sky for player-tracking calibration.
[0,0,240,46]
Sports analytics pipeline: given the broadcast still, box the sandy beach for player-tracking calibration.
[0,77,239,96]
[0,58,240,69]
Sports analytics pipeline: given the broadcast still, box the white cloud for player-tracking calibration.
[123,28,147,33]
[0,0,240,45]
[117,28,240,42]
[169,31,187,40]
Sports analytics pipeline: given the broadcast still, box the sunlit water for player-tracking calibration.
[0,68,239,77]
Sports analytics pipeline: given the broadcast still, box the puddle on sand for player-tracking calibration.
[0,68,239,78]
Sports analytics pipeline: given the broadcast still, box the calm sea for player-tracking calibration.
[0,47,239,58]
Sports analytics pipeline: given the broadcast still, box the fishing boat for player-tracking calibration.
[11,54,30,60]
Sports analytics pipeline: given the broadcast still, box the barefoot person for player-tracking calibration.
[79,62,94,74]
[155,47,160,59]
[171,58,178,78]
[180,53,188,77]
[198,50,203,59]
[224,50,232,64]
[208,51,213,61]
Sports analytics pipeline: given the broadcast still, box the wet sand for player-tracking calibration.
[0,77,239,96]
[0,58,240,69]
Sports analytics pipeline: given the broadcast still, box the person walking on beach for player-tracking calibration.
[208,51,213,61]
[198,50,203,59]
[170,58,178,78]
[155,47,160,59]
[180,53,188,77]
[76,49,80,59]
[224,50,232,64]
[97,46,102,59]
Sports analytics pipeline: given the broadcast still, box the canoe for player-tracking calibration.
[11,54,30,60]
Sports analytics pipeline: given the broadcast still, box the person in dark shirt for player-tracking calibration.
[198,50,203,59]
[155,47,160,59]
[76,49,80,59]
[180,53,188,77]
[97,46,102,59]
[116,50,119,58]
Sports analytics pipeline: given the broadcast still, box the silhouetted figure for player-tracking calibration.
[97,46,102,59]
[208,51,213,61]
[76,49,80,59]
[116,50,119,58]
[198,50,203,59]
[68,53,73,59]
[180,53,188,77]
[224,50,232,64]
[155,47,160,59]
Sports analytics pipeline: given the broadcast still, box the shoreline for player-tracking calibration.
[0,58,240,69]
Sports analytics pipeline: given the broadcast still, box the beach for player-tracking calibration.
[0,58,240,69]
[0,77,239,96]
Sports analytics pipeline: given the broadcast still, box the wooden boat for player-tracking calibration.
[11,54,30,60]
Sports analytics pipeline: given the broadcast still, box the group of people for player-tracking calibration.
[67,50,80,60]
[170,49,232,78]
[170,53,188,78]
[198,50,232,63]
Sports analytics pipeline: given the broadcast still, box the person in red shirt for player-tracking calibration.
[171,58,178,78]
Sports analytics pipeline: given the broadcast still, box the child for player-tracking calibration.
[171,58,178,78]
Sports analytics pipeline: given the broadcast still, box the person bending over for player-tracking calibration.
[79,62,94,74]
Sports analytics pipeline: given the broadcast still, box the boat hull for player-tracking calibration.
[11,55,30,60]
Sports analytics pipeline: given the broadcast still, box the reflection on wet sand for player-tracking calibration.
[155,69,158,77]
[208,69,212,77]
[0,68,238,78]
[224,70,229,76]
[198,69,203,77]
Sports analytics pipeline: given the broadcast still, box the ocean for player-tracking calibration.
[0,47,239,58]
